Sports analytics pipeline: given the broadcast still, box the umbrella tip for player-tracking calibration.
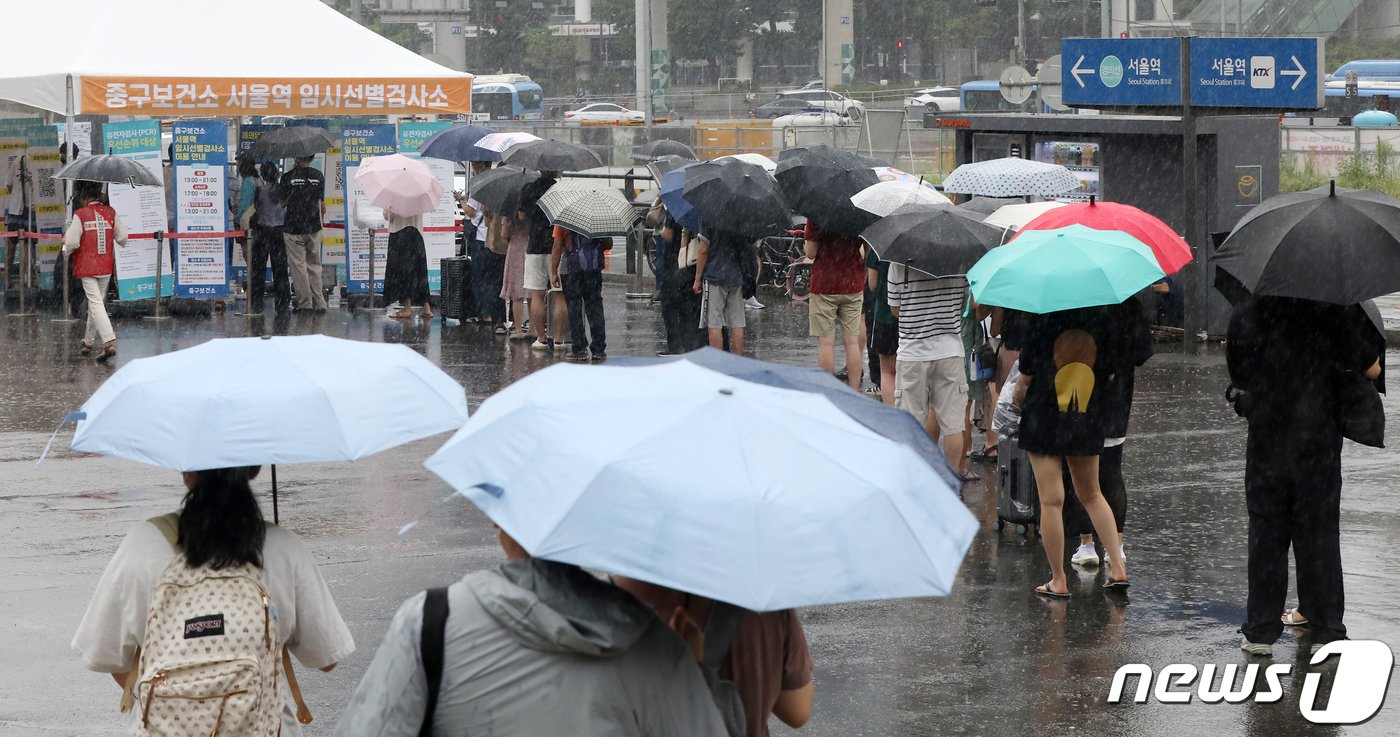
[719,388,734,396]
[261,335,272,340]
[1330,179,1336,196]
[1089,194,1096,205]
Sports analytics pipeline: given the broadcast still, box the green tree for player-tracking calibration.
[520,26,584,93]
[327,0,433,54]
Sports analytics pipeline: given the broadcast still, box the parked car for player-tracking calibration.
[904,86,961,112]
[564,103,646,124]
[771,111,853,128]
[753,96,821,119]
[774,89,866,117]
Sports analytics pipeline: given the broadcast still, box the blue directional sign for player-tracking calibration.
[1189,37,1324,109]
[1061,38,1183,107]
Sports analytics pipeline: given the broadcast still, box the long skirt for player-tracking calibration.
[383,227,429,305]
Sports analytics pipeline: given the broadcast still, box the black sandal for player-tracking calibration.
[1035,583,1070,599]
[970,444,1000,463]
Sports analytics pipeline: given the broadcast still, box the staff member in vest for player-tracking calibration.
[63,181,127,362]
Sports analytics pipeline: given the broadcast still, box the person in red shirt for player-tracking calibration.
[62,181,127,362]
[804,221,866,389]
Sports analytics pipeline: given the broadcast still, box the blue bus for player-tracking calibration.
[472,74,545,120]
[959,80,1051,113]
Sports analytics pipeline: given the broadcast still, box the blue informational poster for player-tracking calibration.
[340,124,396,294]
[172,121,230,299]
[398,121,453,293]
[103,120,173,300]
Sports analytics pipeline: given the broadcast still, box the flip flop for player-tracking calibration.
[960,470,981,483]
[1282,608,1310,627]
[1035,583,1070,599]
[970,445,1000,462]
[1102,577,1131,591]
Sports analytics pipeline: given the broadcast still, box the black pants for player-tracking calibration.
[471,240,506,321]
[562,270,606,356]
[1062,443,1128,537]
[249,225,291,314]
[1242,425,1346,646]
[864,296,879,385]
[674,266,704,351]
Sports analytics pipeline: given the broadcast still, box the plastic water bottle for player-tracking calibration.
[328,286,341,309]
[444,317,460,327]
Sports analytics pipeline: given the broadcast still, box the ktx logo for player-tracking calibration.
[1107,640,1393,724]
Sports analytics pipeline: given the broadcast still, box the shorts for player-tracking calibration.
[870,319,899,356]
[895,356,969,436]
[808,292,863,337]
[701,282,746,329]
[524,253,551,292]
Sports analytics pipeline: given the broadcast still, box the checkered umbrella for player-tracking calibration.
[940,157,1081,197]
[538,182,640,239]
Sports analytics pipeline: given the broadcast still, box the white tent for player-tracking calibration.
[0,0,472,117]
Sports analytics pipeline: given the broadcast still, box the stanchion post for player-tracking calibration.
[145,232,170,321]
[366,227,376,311]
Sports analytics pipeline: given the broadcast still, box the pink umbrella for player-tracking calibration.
[353,154,443,217]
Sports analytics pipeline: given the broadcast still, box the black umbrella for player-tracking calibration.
[469,166,538,216]
[956,196,1021,215]
[248,126,335,159]
[1215,182,1400,305]
[54,155,161,187]
[860,203,1001,276]
[775,145,881,237]
[419,124,495,162]
[633,139,697,161]
[646,154,691,182]
[501,138,603,172]
[682,159,791,241]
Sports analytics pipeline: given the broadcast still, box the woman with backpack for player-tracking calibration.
[550,223,607,362]
[72,466,354,736]
[63,180,126,362]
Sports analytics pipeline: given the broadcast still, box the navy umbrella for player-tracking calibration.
[659,165,702,232]
[419,124,495,162]
[610,347,960,488]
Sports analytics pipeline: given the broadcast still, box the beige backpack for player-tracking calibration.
[119,514,312,736]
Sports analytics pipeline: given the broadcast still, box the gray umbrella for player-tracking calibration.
[860,203,1001,275]
[633,139,697,161]
[54,155,161,187]
[248,126,334,160]
[502,139,603,172]
[957,196,1021,215]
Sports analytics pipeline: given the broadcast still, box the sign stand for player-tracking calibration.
[9,161,36,318]
[144,233,169,320]
[1180,38,1201,357]
[367,226,377,313]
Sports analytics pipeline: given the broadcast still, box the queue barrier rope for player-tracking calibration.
[0,221,465,241]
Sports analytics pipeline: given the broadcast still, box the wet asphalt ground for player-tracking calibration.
[1,286,1397,737]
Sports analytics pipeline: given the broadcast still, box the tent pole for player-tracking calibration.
[55,74,78,323]
[271,464,279,525]
[367,227,376,312]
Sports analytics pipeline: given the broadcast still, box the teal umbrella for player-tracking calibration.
[967,224,1164,314]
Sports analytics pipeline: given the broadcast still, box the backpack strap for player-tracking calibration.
[147,513,181,551]
[418,587,450,737]
[120,514,180,714]
[282,647,314,725]
[118,646,141,713]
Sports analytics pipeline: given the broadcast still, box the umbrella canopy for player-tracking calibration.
[957,196,1022,215]
[715,153,777,173]
[418,124,495,162]
[871,166,936,186]
[683,159,790,240]
[851,180,950,217]
[54,154,161,187]
[1015,199,1193,275]
[538,182,640,239]
[633,139,697,161]
[1214,182,1400,304]
[660,165,703,233]
[775,144,881,237]
[468,165,538,216]
[967,224,1165,314]
[354,153,443,217]
[647,154,692,182]
[941,157,1080,197]
[860,204,1001,275]
[982,201,1068,231]
[473,131,542,159]
[502,138,601,172]
[247,125,335,160]
[424,361,977,612]
[611,348,958,487]
[72,335,468,471]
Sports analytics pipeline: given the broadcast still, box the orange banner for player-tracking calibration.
[81,76,472,116]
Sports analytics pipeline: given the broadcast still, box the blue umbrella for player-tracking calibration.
[660,164,702,232]
[418,124,495,162]
[70,335,468,521]
[611,348,958,487]
[424,361,977,612]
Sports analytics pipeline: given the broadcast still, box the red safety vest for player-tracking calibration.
[71,203,118,278]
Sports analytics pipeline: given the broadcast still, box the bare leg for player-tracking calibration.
[1029,452,1069,594]
[551,292,568,342]
[1066,455,1129,583]
[708,328,724,349]
[879,354,896,406]
[817,335,836,374]
[730,327,745,355]
[528,291,547,341]
[511,298,527,335]
[842,330,862,390]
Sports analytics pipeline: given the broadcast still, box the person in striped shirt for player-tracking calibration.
[887,263,973,481]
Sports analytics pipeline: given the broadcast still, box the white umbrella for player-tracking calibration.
[851,180,951,217]
[475,131,542,154]
[982,201,1069,231]
[941,157,1081,197]
[715,152,777,173]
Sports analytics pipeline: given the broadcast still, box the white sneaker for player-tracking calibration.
[553,340,569,353]
[1071,543,1099,567]
[530,339,549,352]
[1241,637,1273,657]
[745,296,765,309]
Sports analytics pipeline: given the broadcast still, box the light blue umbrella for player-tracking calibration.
[967,224,1165,313]
[70,335,468,520]
[424,361,977,612]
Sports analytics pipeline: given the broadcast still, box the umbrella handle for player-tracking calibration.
[271,464,279,525]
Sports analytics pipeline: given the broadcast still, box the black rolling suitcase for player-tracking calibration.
[439,255,471,322]
[995,434,1039,536]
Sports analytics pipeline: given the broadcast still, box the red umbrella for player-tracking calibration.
[1013,199,1193,275]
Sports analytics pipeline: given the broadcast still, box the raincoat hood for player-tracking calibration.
[468,559,652,657]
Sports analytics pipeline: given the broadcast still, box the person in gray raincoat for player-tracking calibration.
[335,528,735,737]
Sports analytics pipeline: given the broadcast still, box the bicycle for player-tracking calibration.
[758,233,812,301]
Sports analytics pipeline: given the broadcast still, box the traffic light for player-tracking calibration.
[897,39,904,49]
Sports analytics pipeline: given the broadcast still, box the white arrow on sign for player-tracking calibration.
[1071,55,1096,88]
[1280,55,1307,91]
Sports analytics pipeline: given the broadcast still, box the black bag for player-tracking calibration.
[995,434,1038,535]
[1225,385,1255,418]
[439,256,471,321]
[1336,371,1385,448]
[740,245,758,300]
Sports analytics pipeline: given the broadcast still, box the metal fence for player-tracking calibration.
[1281,125,1400,177]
